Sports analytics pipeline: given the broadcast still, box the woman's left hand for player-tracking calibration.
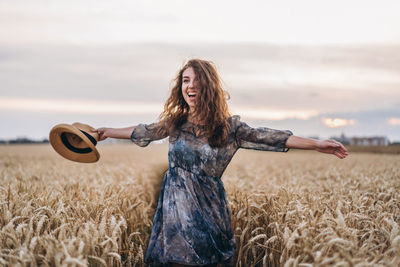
[316,139,348,159]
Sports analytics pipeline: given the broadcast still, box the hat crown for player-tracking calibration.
[72,123,99,142]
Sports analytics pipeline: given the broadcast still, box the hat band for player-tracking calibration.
[80,130,97,146]
[61,130,97,154]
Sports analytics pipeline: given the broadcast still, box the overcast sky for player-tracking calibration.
[1,0,400,141]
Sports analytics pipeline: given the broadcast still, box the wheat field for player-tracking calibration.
[0,144,399,266]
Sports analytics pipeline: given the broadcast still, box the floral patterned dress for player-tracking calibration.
[130,115,293,266]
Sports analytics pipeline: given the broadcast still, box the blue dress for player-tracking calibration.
[131,115,293,266]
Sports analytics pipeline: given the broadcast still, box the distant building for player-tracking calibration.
[331,133,350,145]
[350,136,389,146]
[331,133,389,146]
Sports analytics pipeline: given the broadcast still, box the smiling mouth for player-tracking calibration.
[188,93,196,99]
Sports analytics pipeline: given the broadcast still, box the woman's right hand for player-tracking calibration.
[91,128,109,141]
[91,126,135,140]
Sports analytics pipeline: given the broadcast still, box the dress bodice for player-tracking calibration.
[168,121,238,178]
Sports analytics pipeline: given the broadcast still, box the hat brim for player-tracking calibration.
[49,124,100,163]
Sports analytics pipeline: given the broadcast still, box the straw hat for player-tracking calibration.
[49,122,100,163]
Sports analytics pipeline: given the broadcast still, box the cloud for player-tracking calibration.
[1,0,400,45]
[1,102,400,141]
[388,117,400,125]
[0,97,319,121]
[1,43,400,114]
[232,106,318,120]
[321,118,355,128]
[1,43,400,141]
[0,97,163,115]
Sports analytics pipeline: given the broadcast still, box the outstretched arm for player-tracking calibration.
[92,126,136,141]
[92,122,168,146]
[285,135,348,159]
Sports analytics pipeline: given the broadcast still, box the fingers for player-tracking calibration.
[336,143,348,158]
[334,150,345,159]
[336,141,347,153]
[333,151,341,158]
[90,128,108,141]
[329,140,348,158]
[330,139,342,148]
[317,140,348,159]
[324,140,340,149]
[334,148,348,159]
[91,128,106,134]
[92,128,104,133]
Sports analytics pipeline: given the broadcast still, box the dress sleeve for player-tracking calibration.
[230,115,293,152]
[130,122,168,147]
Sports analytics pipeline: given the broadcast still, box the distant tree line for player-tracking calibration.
[0,138,49,144]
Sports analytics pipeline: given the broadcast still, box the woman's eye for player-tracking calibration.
[183,80,189,83]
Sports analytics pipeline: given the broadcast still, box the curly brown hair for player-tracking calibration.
[157,59,231,147]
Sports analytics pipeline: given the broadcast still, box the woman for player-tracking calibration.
[94,59,348,266]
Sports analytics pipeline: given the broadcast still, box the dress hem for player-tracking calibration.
[145,254,235,266]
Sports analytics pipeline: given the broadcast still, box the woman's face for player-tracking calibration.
[181,67,198,111]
